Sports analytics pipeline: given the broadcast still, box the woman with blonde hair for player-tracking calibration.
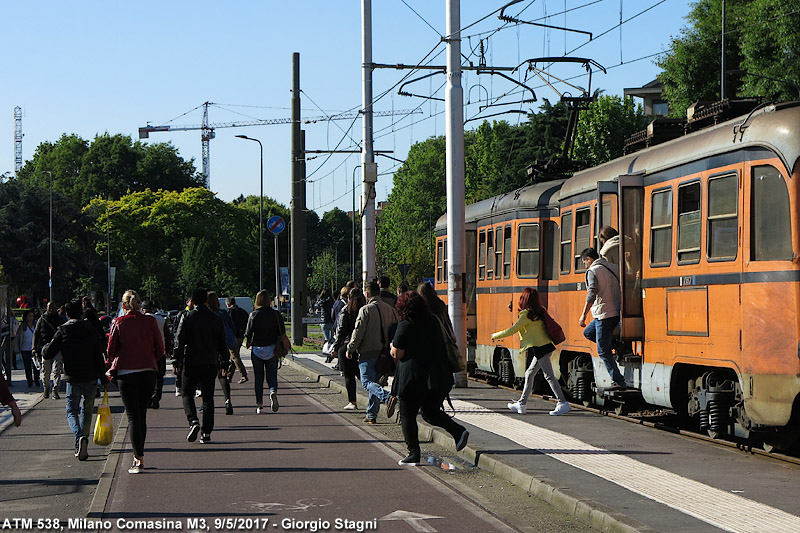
[107,290,165,473]
[245,289,286,414]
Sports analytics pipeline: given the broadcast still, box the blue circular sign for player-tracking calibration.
[267,215,286,235]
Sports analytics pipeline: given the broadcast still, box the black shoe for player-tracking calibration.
[187,422,201,442]
[52,390,60,400]
[77,436,89,461]
[200,433,211,444]
[225,401,233,415]
[455,429,469,451]
[398,452,422,466]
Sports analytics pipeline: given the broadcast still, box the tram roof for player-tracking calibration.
[435,179,564,232]
[559,101,800,200]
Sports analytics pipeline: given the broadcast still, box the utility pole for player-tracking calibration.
[361,0,377,285]
[720,0,727,100]
[290,52,307,345]
[446,0,468,387]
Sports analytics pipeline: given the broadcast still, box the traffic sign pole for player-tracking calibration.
[267,215,286,307]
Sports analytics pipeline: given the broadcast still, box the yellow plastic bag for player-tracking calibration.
[93,391,113,446]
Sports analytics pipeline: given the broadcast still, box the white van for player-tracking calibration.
[219,297,254,315]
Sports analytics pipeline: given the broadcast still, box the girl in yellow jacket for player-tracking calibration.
[491,288,571,415]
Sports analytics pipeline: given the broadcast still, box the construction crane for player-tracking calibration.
[139,102,421,188]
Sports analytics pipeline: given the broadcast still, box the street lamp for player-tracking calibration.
[45,171,53,303]
[236,135,264,291]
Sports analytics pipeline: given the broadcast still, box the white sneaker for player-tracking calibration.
[256,406,263,414]
[175,388,181,397]
[549,402,572,416]
[507,401,526,414]
[343,402,357,410]
[270,391,279,412]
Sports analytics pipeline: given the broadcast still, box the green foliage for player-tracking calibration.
[573,95,649,167]
[308,249,349,296]
[657,0,800,118]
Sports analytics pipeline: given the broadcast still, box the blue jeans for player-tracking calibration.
[358,358,391,420]
[66,381,97,449]
[583,317,625,385]
[251,354,278,406]
[322,323,334,344]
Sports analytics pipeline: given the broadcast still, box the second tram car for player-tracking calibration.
[435,101,800,451]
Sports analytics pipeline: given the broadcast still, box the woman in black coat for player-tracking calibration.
[333,288,365,410]
[390,291,469,466]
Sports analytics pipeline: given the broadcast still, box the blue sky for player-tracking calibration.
[1,1,691,214]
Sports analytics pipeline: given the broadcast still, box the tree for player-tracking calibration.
[656,0,800,118]
[573,95,649,167]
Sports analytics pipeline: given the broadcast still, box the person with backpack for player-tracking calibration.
[34,302,65,399]
[225,297,249,384]
[390,290,469,466]
[245,289,285,414]
[492,288,570,416]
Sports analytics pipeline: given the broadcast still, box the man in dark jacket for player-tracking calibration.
[43,299,109,460]
[225,297,249,384]
[175,288,228,444]
[35,302,65,399]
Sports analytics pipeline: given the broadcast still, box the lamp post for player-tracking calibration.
[236,135,264,291]
[45,171,53,303]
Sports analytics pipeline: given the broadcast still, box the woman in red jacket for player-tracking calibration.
[107,290,164,474]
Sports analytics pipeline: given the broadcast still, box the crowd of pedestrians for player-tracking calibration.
[2,248,623,471]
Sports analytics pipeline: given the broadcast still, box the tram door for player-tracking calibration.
[618,175,644,340]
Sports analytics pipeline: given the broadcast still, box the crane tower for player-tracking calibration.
[14,106,22,174]
[139,102,420,189]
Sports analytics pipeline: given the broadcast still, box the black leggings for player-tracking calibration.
[337,345,360,403]
[117,371,157,458]
[398,389,465,455]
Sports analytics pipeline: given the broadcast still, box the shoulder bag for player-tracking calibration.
[542,311,566,345]
[273,309,291,358]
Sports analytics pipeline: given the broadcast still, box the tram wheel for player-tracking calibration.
[761,432,800,453]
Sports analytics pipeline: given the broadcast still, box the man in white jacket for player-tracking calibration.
[578,247,626,390]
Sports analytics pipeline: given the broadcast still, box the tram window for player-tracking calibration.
[677,182,701,264]
[517,224,540,279]
[503,225,512,278]
[494,227,503,279]
[575,208,592,272]
[650,188,672,266]
[436,240,444,283]
[752,166,792,260]
[560,212,573,274]
[478,230,486,281]
[486,229,494,279]
[708,174,738,260]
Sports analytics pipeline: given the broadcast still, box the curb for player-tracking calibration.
[285,357,655,533]
[88,398,129,518]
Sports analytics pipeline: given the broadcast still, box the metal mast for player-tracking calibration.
[446,0,468,387]
[14,107,22,174]
[361,0,377,284]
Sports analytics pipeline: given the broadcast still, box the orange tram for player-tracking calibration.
[435,101,800,452]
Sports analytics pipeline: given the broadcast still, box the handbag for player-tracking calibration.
[435,316,465,372]
[374,307,395,377]
[93,391,113,446]
[273,309,291,358]
[542,311,566,345]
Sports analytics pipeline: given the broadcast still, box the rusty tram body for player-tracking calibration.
[435,102,800,451]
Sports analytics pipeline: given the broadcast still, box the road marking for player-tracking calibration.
[380,510,442,532]
[452,399,800,533]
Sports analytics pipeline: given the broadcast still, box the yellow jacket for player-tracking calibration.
[491,311,551,351]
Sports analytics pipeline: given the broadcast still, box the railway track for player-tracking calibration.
[469,375,800,467]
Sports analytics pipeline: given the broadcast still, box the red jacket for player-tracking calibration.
[107,311,165,372]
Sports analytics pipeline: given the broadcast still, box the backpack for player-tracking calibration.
[220,309,238,351]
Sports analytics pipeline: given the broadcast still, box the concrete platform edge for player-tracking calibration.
[285,357,656,533]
